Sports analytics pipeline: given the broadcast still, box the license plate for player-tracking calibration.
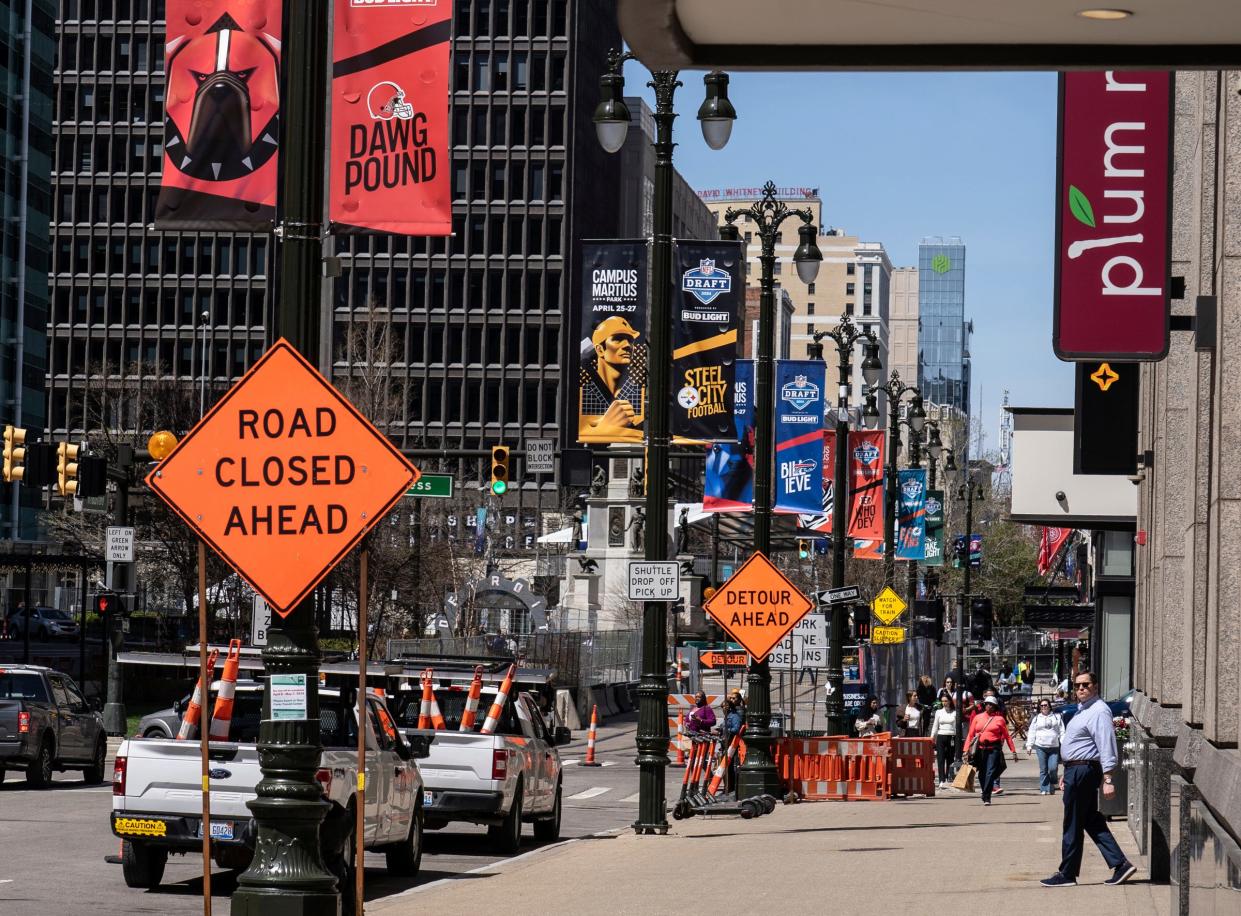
[423,790,433,807]
[199,820,234,840]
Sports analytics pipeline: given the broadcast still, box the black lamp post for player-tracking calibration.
[922,424,954,601]
[952,464,986,763]
[809,316,880,736]
[864,368,925,594]
[594,51,735,834]
[721,181,822,799]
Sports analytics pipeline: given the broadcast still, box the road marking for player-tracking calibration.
[601,761,617,767]
[567,786,610,800]
[621,792,641,803]
[0,879,13,885]
[562,759,579,766]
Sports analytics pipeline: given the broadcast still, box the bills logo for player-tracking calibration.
[853,442,880,464]
[781,458,817,493]
[780,375,820,411]
[682,259,732,304]
[902,479,923,501]
[924,497,942,516]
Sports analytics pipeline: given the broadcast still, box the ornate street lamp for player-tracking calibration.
[595,50,734,836]
[720,181,822,799]
[864,370,925,596]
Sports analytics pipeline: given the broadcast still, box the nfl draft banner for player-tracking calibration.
[157,2,282,229]
[1053,71,1173,361]
[671,241,742,442]
[799,430,835,532]
[578,241,648,444]
[919,489,944,567]
[704,361,754,512]
[895,468,927,560]
[330,0,452,235]
[774,361,826,515]
[847,430,885,540]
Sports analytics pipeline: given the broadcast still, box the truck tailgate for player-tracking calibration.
[117,739,260,819]
[408,730,501,790]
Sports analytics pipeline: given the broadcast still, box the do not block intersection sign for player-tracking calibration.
[703,552,813,660]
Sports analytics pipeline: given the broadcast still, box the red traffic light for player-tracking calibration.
[95,592,124,616]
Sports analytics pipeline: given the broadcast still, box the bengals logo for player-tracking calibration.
[164,12,280,183]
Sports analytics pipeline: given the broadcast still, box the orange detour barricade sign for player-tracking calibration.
[479,663,516,735]
[459,666,484,731]
[176,647,220,740]
[208,639,243,741]
[703,552,813,661]
[582,705,601,766]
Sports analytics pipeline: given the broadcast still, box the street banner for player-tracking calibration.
[156,2,282,229]
[920,489,944,567]
[774,361,827,515]
[1054,71,1173,361]
[703,361,754,512]
[953,534,982,568]
[1038,526,1074,576]
[798,429,835,533]
[895,469,928,560]
[847,430,885,539]
[577,241,648,444]
[853,539,883,561]
[329,0,452,235]
[671,241,742,442]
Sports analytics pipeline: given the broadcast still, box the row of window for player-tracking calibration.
[51,285,266,328]
[451,102,567,149]
[59,0,163,22]
[57,81,164,125]
[334,266,563,315]
[453,50,568,94]
[333,320,559,370]
[48,335,264,390]
[398,376,558,428]
[452,159,564,203]
[52,233,269,278]
[455,0,570,39]
[56,133,163,178]
[57,32,157,74]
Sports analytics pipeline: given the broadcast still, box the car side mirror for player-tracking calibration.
[173,699,184,715]
[554,726,572,746]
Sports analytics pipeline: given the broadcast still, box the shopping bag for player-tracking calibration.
[952,762,976,791]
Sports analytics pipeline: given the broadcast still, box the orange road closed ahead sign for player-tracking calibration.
[703,552,813,660]
[146,339,419,617]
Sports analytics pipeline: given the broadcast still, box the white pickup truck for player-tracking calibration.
[110,686,429,890]
[393,674,570,853]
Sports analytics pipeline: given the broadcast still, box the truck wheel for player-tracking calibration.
[385,805,423,877]
[26,737,53,789]
[83,737,107,784]
[487,782,523,854]
[533,781,562,842]
[121,840,167,889]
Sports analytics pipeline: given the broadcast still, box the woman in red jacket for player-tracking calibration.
[964,695,1018,805]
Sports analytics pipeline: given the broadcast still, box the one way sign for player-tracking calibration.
[815,585,861,605]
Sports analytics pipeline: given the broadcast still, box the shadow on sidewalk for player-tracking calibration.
[679,817,1048,839]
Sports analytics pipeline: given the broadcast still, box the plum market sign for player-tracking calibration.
[146,339,419,617]
[703,552,813,660]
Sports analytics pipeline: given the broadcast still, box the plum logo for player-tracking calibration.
[931,254,951,274]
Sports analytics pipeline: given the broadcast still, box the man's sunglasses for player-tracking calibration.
[1073,682,1093,689]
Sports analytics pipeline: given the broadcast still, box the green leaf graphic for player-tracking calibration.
[1069,185,1096,228]
[931,254,951,274]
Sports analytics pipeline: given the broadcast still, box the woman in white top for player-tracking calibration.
[898,691,923,738]
[1025,698,1068,794]
[929,696,959,786]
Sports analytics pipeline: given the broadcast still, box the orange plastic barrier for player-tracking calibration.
[778,732,934,801]
[889,736,937,798]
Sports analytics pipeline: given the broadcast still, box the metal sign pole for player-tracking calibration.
[198,540,212,915]
[355,549,368,916]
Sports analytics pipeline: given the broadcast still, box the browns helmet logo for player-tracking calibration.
[164,12,280,182]
[367,81,415,121]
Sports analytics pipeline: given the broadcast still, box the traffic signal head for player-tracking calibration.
[3,425,26,483]
[970,597,994,642]
[913,598,945,643]
[76,456,107,499]
[57,442,81,496]
[490,445,510,496]
[850,604,871,642]
[95,591,125,617]
[798,539,810,560]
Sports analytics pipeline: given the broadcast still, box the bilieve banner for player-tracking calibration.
[774,361,826,515]
[578,241,648,443]
[895,468,927,560]
[671,240,742,442]
[920,488,944,567]
[847,430,885,539]
[704,361,754,512]
[330,0,452,235]
[798,429,835,532]
[156,2,282,229]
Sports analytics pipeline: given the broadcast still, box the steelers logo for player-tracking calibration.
[677,386,701,409]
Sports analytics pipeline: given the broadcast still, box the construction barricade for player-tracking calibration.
[778,733,936,801]
[888,736,937,798]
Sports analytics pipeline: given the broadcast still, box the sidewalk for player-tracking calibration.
[374,755,1169,916]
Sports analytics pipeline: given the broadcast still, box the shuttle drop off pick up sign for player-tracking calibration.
[146,339,419,616]
[703,552,813,660]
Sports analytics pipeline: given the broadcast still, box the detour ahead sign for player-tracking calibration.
[146,340,419,616]
[703,552,813,660]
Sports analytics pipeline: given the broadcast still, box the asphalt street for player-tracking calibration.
[0,713,655,915]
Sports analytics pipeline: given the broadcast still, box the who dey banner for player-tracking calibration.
[703,360,754,512]
[895,468,927,560]
[330,0,452,235]
[671,241,742,442]
[847,430,885,540]
[774,361,826,515]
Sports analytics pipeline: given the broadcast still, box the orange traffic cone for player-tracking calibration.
[208,640,242,741]
[176,647,220,740]
[672,712,686,767]
[707,724,746,796]
[582,704,601,766]
[459,666,484,731]
[479,663,516,735]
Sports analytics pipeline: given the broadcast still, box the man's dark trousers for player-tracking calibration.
[1059,763,1125,879]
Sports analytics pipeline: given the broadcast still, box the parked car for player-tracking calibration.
[1054,687,1135,724]
[134,680,265,739]
[0,664,107,787]
[5,606,80,641]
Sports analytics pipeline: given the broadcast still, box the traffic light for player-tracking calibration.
[56,442,80,496]
[912,598,945,643]
[970,596,993,642]
[489,445,510,496]
[3,425,26,482]
[95,590,125,618]
[849,604,871,642]
[20,442,56,488]
[798,539,810,560]
[76,456,107,499]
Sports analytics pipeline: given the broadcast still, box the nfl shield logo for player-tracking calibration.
[854,442,880,464]
[781,375,820,411]
[924,497,942,516]
[902,478,923,501]
[682,259,732,304]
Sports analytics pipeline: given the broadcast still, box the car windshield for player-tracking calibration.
[40,609,72,621]
[0,672,49,702]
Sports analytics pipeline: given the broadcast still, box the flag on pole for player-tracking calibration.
[1038,527,1074,576]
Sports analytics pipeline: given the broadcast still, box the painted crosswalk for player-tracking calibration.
[563,759,617,767]
[566,786,611,800]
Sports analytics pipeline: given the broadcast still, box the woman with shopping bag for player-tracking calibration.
[963,695,1019,805]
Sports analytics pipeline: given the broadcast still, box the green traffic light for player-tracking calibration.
[491,480,508,495]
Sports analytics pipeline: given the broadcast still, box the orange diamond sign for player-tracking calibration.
[703,552,813,660]
[146,340,419,617]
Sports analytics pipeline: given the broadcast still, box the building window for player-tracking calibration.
[847,263,856,275]
[773,261,782,275]
[807,323,815,334]
[807,302,815,315]
[846,283,854,295]
[807,281,815,293]
[845,301,854,315]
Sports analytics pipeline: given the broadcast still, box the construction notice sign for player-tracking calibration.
[699,650,749,670]
[146,339,419,616]
[871,586,908,626]
[702,552,813,660]
[872,625,906,645]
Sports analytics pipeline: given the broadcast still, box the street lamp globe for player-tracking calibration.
[697,72,737,150]
[909,394,927,433]
[861,342,883,387]
[793,224,823,284]
[719,223,741,242]
[927,424,943,460]
[945,449,957,472]
[862,394,881,430]
[593,70,631,153]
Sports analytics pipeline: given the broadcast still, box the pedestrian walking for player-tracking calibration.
[722,693,745,790]
[855,696,882,737]
[1041,671,1137,888]
[929,695,958,786]
[685,691,716,735]
[898,691,923,738]
[963,695,1017,805]
[938,675,957,704]
[916,674,937,708]
[1026,698,1067,795]
[981,688,1008,794]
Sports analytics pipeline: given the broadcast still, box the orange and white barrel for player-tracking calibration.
[479,663,516,735]
[582,704,601,766]
[176,648,220,740]
[208,640,243,741]
[459,666,484,731]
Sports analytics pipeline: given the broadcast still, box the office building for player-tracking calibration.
[916,236,970,415]
[889,266,918,386]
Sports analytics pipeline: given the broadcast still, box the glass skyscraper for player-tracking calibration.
[917,237,969,415]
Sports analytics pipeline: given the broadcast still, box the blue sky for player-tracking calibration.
[644,69,1075,455]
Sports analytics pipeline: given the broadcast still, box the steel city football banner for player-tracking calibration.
[671,240,742,442]
[799,429,835,533]
[919,489,944,568]
[157,2,282,229]
[895,468,927,560]
[847,430,885,540]
[1053,70,1173,361]
[329,0,452,235]
[774,361,826,515]
[704,360,754,512]
[578,241,648,444]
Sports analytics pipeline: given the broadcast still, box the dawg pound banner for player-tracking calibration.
[895,468,927,561]
[330,0,452,235]
[847,430,885,540]
[919,489,944,567]
[704,361,754,512]
[671,240,742,442]
[774,361,826,515]
[157,2,282,229]
[578,241,648,444]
